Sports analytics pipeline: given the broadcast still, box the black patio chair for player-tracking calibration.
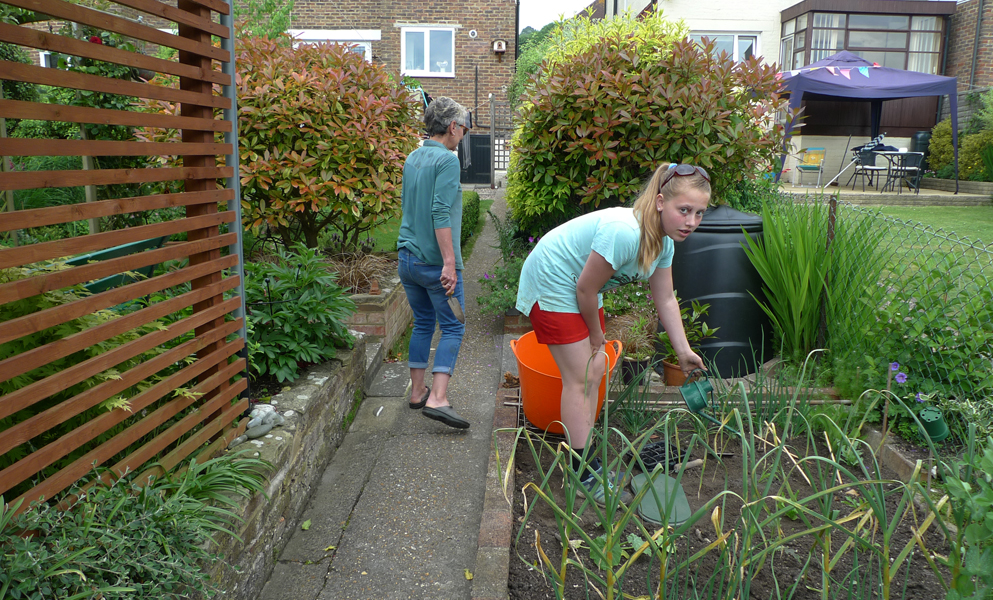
[890,152,924,195]
[848,148,886,191]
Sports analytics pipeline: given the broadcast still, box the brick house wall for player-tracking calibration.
[290,0,517,125]
[940,0,993,123]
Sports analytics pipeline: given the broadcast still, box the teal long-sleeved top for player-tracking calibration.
[397,140,463,270]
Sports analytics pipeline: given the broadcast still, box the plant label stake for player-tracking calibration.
[678,371,739,437]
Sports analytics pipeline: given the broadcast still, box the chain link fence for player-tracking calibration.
[765,193,993,435]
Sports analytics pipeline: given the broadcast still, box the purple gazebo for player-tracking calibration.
[778,51,960,192]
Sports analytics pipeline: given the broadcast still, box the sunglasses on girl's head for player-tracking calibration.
[661,164,710,188]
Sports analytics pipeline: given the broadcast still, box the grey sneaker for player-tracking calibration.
[578,467,634,506]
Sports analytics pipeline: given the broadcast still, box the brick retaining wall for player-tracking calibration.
[347,277,412,352]
[209,339,367,600]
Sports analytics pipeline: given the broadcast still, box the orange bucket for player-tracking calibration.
[509,331,621,434]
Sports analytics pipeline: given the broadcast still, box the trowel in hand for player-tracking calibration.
[447,291,465,324]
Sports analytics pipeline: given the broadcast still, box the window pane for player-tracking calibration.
[849,31,907,49]
[813,13,845,28]
[780,36,794,69]
[810,28,844,52]
[794,51,806,69]
[795,30,806,49]
[849,14,909,30]
[783,19,795,37]
[908,52,938,74]
[851,50,905,69]
[910,31,940,53]
[797,14,808,30]
[692,34,734,57]
[738,36,756,61]
[429,30,452,73]
[912,16,938,31]
[810,48,838,63]
[405,31,424,71]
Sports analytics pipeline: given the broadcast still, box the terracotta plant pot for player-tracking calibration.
[662,360,700,387]
[661,360,686,387]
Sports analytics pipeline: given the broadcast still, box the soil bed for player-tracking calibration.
[507,427,950,600]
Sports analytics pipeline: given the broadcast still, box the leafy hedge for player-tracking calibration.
[507,15,789,235]
[461,191,480,245]
[927,117,993,181]
[236,36,421,249]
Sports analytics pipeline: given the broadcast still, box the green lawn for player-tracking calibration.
[878,205,993,245]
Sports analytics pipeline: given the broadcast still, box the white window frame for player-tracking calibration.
[38,50,55,68]
[400,26,456,78]
[287,29,380,62]
[690,32,760,63]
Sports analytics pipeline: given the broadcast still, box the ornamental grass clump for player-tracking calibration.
[507,12,790,235]
[0,450,270,599]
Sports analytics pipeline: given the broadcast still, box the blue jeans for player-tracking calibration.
[398,248,465,375]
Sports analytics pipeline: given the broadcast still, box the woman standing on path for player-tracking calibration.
[397,97,471,430]
[516,162,710,501]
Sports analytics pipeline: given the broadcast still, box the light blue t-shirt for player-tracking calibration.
[516,207,674,315]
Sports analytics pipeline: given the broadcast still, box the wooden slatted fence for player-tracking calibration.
[0,0,246,510]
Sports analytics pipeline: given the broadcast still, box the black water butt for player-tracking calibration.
[666,205,772,378]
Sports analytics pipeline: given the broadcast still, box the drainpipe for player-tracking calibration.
[515,0,520,60]
[937,15,951,123]
[971,0,985,88]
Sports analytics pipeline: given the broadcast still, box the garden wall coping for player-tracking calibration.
[920,178,993,197]
[206,333,371,600]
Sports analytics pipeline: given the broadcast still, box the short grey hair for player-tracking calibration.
[424,97,469,136]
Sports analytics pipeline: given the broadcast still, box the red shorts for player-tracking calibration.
[528,303,606,345]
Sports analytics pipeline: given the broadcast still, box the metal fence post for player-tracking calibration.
[490,93,496,189]
[221,0,250,396]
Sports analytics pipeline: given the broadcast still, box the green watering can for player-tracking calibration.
[678,371,740,437]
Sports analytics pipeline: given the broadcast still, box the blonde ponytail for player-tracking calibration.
[632,163,711,273]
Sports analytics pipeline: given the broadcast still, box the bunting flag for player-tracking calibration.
[826,67,837,75]
[858,67,869,77]
[791,70,800,77]
[840,68,851,79]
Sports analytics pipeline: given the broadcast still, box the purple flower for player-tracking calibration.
[890,362,900,371]
[895,372,907,384]
[483,273,491,280]
[528,236,535,243]
[915,392,924,403]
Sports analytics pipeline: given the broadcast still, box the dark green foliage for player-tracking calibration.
[10,117,79,141]
[461,190,480,245]
[477,210,532,315]
[942,429,993,600]
[0,451,270,599]
[0,41,38,109]
[508,32,789,235]
[245,244,356,382]
[861,254,993,406]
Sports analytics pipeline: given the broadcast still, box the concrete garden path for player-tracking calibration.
[257,184,514,600]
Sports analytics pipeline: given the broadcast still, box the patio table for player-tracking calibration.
[876,151,924,194]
